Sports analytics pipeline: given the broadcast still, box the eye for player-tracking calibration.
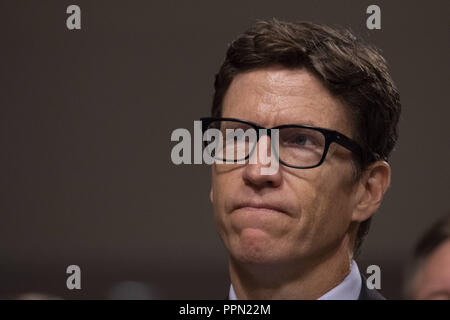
[289,133,318,147]
[225,129,243,141]
[295,134,310,146]
[280,128,324,149]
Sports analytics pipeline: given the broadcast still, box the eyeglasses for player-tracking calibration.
[200,117,364,169]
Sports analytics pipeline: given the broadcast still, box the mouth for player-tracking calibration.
[232,201,289,216]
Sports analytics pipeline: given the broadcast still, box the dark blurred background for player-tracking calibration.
[0,0,449,299]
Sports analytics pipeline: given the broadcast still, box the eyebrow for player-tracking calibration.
[255,119,323,129]
[270,120,328,130]
[284,120,321,128]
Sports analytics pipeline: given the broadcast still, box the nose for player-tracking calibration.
[243,134,282,189]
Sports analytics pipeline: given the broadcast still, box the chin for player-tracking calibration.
[230,228,279,264]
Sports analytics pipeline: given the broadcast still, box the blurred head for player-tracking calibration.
[405,214,450,300]
[209,19,400,268]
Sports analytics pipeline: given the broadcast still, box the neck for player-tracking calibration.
[229,235,353,300]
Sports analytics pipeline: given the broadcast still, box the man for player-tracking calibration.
[404,214,450,300]
[203,19,401,300]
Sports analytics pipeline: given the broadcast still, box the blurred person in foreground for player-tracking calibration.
[404,214,450,300]
[202,18,401,300]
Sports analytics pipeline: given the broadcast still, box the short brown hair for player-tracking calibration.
[404,213,450,298]
[211,18,401,255]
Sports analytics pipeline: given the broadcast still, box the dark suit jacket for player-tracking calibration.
[358,274,385,300]
[226,273,386,300]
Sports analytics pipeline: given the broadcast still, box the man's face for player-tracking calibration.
[210,67,360,266]
[413,240,450,299]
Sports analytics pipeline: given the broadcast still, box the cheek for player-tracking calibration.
[312,177,354,244]
[212,163,246,204]
[211,165,237,224]
[286,166,354,250]
[211,165,230,208]
[210,170,228,242]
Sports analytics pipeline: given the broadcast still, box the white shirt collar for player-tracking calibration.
[229,260,362,300]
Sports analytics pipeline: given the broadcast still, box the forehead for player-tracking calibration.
[221,67,353,135]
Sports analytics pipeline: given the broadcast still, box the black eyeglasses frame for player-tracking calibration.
[200,117,365,169]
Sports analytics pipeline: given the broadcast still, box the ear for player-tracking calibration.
[352,160,391,223]
[209,187,214,204]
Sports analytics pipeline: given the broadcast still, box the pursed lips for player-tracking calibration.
[232,201,290,216]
